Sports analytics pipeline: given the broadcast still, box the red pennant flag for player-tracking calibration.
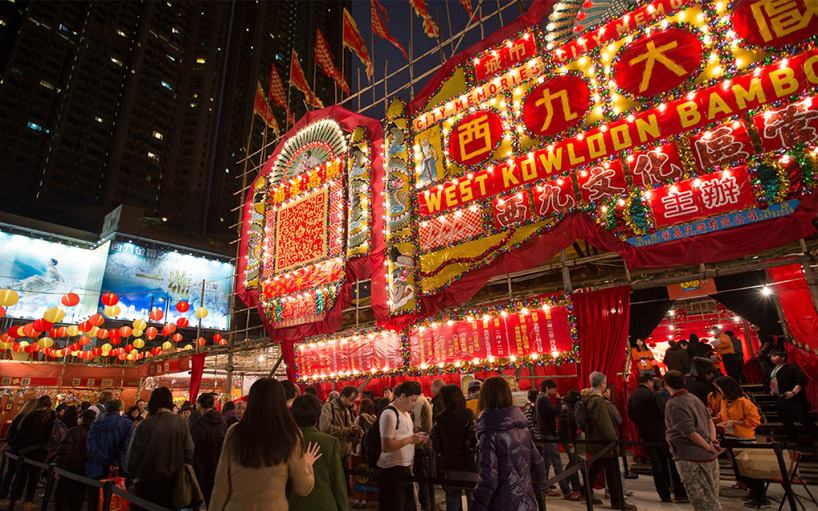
[343,7,373,81]
[289,50,324,109]
[460,0,476,21]
[371,0,408,61]
[410,0,439,39]
[253,82,279,136]
[315,28,351,95]
[268,63,295,125]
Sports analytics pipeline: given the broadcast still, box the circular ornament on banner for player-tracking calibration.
[613,27,703,99]
[522,74,590,139]
[447,110,504,166]
[732,0,817,48]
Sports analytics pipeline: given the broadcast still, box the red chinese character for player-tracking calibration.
[762,103,818,147]
[661,189,698,219]
[694,127,750,169]
[632,150,682,185]
[495,194,529,227]
[582,166,626,201]
[699,175,741,210]
[536,184,575,216]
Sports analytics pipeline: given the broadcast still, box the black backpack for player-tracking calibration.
[574,400,595,433]
[363,406,399,467]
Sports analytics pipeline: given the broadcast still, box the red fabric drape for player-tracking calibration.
[189,353,206,402]
[768,264,818,352]
[784,343,818,410]
[575,287,631,389]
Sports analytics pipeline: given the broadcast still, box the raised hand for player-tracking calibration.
[304,441,323,466]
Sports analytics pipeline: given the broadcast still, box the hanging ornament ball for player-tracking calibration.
[33,318,53,333]
[213,334,222,343]
[151,346,162,355]
[194,307,209,319]
[89,314,105,327]
[197,337,206,348]
[162,323,176,336]
[61,292,80,307]
[118,353,128,361]
[217,338,227,346]
[97,328,109,340]
[132,319,147,331]
[146,326,158,340]
[43,307,66,324]
[133,338,145,349]
[101,293,119,307]
[176,317,189,328]
[93,348,102,356]
[149,309,164,322]
[0,289,20,307]
[124,344,134,353]
[175,301,190,313]
[161,341,173,351]
[119,326,132,338]
[172,333,183,343]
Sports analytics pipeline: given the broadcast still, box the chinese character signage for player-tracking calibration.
[732,0,818,48]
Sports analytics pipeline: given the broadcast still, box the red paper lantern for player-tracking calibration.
[118,353,127,361]
[11,342,20,352]
[125,344,134,353]
[149,309,164,322]
[176,317,189,328]
[7,329,20,339]
[119,326,132,338]
[175,301,190,313]
[217,338,227,346]
[89,314,105,327]
[48,328,59,338]
[33,319,53,333]
[70,343,81,352]
[78,321,92,333]
[172,333,183,343]
[146,326,158,340]
[93,348,102,356]
[0,333,11,343]
[197,337,206,348]
[151,346,162,355]
[78,335,91,346]
[97,328,109,339]
[162,323,176,336]
[56,327,67,338]
[61,293,80,307]
[136,352,144,360]
[213,334,222,343]
[0,306,5,319]
[22,323,38,338]
[24,345,34,354]
[101,293,119,307]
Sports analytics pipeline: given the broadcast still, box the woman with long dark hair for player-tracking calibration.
[432,384,477,511]
[0,398,37,502]
[210,378,321,510]
[471,377,546,511]
[10,395,55,506]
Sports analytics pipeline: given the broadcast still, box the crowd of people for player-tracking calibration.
[0,333,811,511]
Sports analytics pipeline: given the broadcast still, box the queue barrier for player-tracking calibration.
[0,450,171,511]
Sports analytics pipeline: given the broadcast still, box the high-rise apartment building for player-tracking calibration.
[0,0,348,242]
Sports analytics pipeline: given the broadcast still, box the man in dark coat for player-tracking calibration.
[582,372,636,511]
[627,373,687,503]
[536,379,574,499]
[663,340,690,374]
[86,400,133,511]
[190,392,227,505]
[54,409,96,511]
[769,349,813,441]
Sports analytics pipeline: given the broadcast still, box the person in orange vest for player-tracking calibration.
[631,338,656,377]
[712,326,740,381]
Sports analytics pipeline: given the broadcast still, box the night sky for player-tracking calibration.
[346,0,536,118]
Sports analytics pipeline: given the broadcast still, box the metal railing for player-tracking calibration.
[0,450,170,511]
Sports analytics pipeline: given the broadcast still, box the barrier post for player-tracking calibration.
[772,442,798,511]
[101,480,114,511]
[611,442,626,511]
[8,453,26,511]
[39,464,56,511]
[579,458,595,511]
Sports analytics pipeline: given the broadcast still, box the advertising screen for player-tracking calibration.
[0,232,109,321]
[100,240,233,330]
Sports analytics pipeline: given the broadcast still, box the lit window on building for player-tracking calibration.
[161,81,173,91]
[117,29,127,37]
[153,131,164,140]
[196,58,206,64]
[27,122,43,132]
[39,80,54,90]
[147,152,160,161]
[110,57,123,67]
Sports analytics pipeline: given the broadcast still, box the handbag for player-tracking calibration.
[443,469,479,490]
[172,418,204,508]
[98,469,129,511]
[734,448,794,480]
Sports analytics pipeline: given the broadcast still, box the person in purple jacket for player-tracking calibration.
[471,377,546,511]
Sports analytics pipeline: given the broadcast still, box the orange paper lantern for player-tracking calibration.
[146,327,158,340]
[61,293,80,307]
[172,333,183,343]
[119,326,132,338]
[101,293,119,306]
[149,309,164,322]
[175,301,190,313]
[89,314,105,327]
[176,317,189,328]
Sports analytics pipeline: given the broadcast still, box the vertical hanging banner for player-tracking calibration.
[253,82,280,135]
[343,7,373,80]
[315,28,351,95]
[289,50,324,109]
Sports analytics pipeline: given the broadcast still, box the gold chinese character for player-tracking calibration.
[308,171,321,189]
[750,0,817,42]
[273,187,285,204]
[629,40,687,93]
[484,54,501,74]
[534,88,578,132]
[510,41,528,62]
[457,114,493,160]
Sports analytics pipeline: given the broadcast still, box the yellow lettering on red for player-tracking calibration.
[567,143,585,165]
[587,133,608,159]
[610,124,632,151]
[423,189,444,214]
[676,102,701,129]
[459,180,473,202]
[770,67,798,98]
[538,148,563,175]
[732,78,766,109]
[707,91,733,120]
[502,164,519,188]
[521,157,537,181]
[445,185,458,207]
[803,55,818,84]
[636,114,660,143]
[474,174,489,195]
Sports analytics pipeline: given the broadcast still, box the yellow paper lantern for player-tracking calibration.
[194,307,209,319]
[0,342,9,350]
[38,337,54,349]
[0,289,19,307]
[66,325,79,337]
[132,319,146,331]
[182,344,193,351]
[161,341,173,351]
[43,307,66,324]
[101,343,112,352]
[132,338,145,349]
[88,326,99,338]
[55,349,64,357]
[104,305,121,317]
[132,329,143,338]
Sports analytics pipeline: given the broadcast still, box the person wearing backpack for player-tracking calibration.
[431,384,477,511]
[374,380,426,511]
[319,386,363,457]
[580,372,637,511]
[91,390,113,421]
[190,392,227,506]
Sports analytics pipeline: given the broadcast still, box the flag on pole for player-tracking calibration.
[253,82,280,136]
[268,62,295,125]
[459,0,476,21]
[409,0,439,38]
[315,28,351,95]
[343,7,373,81]
[289,50,324,109]
[371,0,409,61]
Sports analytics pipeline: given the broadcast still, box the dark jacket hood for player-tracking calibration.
[199,409,224,425]
[477,405,527,434]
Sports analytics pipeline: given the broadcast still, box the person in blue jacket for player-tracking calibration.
[86,399,133,511]
[471,377,546,511]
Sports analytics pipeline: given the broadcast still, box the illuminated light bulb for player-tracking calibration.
[473,358,480,365]
[482,314,490,321]
[601,205,608,213]
[618,198,626,206]
[693,178,702,187]
[438,362,444,368]
[530,353,538,360]
[723,170,731,178]
[510,355,517,362]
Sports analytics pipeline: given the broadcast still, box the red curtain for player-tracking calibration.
[189,352,206,402]
[575,286,631,389]
[784,343,817,410]
[768,264,818,352]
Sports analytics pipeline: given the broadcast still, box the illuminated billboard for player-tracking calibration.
[100,240,233,330]
[0,232,109,321]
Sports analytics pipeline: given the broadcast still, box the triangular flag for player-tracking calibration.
[268,62,295,125]
[460,0,476,21]
[289,50,323,109]
[315,28,351,95]
[253,82,279,136]
[409,0,439,39]
[371,0,409,61]
[343,7,373,81]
